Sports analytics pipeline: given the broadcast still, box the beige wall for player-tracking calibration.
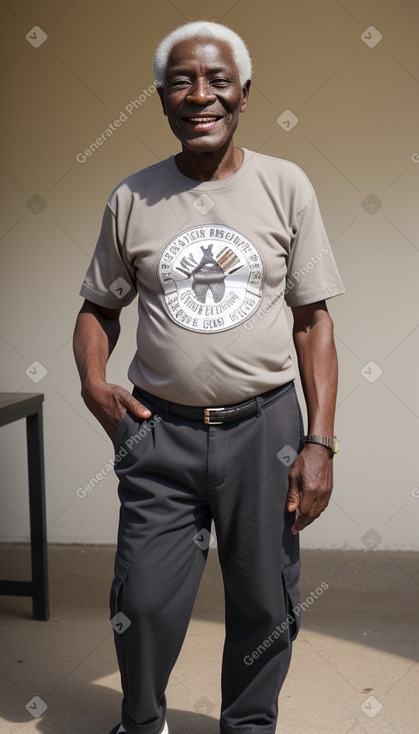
[1,0,418,549]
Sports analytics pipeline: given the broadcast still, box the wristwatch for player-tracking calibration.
[304,434,339,455]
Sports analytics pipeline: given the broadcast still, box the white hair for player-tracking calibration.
[153,21,252,87]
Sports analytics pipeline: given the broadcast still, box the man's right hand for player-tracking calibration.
[73,300,152,441]
[81,378,152,441]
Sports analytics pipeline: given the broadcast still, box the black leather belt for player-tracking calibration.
[133,386,259,425]
[133,382,293,425]
[169,398,258,424]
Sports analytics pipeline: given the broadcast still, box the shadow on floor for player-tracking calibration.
[0,544,418,733]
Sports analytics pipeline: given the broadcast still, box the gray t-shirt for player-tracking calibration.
[80,149,345,405]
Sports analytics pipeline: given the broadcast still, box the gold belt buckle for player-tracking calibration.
[204,407,225,425]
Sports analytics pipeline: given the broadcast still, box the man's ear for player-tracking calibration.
[157,86,167,116]
[240,80,251,113]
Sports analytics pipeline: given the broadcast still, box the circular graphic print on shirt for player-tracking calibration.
[157,224,264,333]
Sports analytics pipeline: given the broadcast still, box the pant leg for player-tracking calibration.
[111,410,211,734]
[207,383,304,734]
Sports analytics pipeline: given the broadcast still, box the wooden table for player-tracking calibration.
[0,393,49,620]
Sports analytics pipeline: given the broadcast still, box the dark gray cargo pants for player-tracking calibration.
[110,381,303,734]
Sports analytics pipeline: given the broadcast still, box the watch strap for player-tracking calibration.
[304,434,339,454]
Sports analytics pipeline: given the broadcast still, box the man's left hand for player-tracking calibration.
[286,443,333,534]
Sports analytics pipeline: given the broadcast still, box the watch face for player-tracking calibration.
[332,438,339,454]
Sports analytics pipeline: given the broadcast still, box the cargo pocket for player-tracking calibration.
[110,551,131,620]
[282,555,301,641]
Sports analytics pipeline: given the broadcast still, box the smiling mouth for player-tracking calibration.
[185,116,221,122]
[182,115,222,130]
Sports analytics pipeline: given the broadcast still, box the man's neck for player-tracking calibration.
[174,145,244,182]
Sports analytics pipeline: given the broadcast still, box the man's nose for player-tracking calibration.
[185,79,216,104]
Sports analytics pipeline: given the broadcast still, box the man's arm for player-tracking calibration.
[73,299,151,440]
[287,300,338,534]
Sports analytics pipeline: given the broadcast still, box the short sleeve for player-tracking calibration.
[79,202,137,308]
[284,194,345,307]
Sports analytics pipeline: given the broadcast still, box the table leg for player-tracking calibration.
[27,406,49,620]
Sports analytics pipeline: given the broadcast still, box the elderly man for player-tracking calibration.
[74,20,344,734]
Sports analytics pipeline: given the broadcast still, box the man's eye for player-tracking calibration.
[212,78,230,87]
[170,80,190,87]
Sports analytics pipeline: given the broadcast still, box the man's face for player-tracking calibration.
[160,37,250,155]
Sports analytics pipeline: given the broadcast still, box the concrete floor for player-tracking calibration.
[0,545,418,734]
